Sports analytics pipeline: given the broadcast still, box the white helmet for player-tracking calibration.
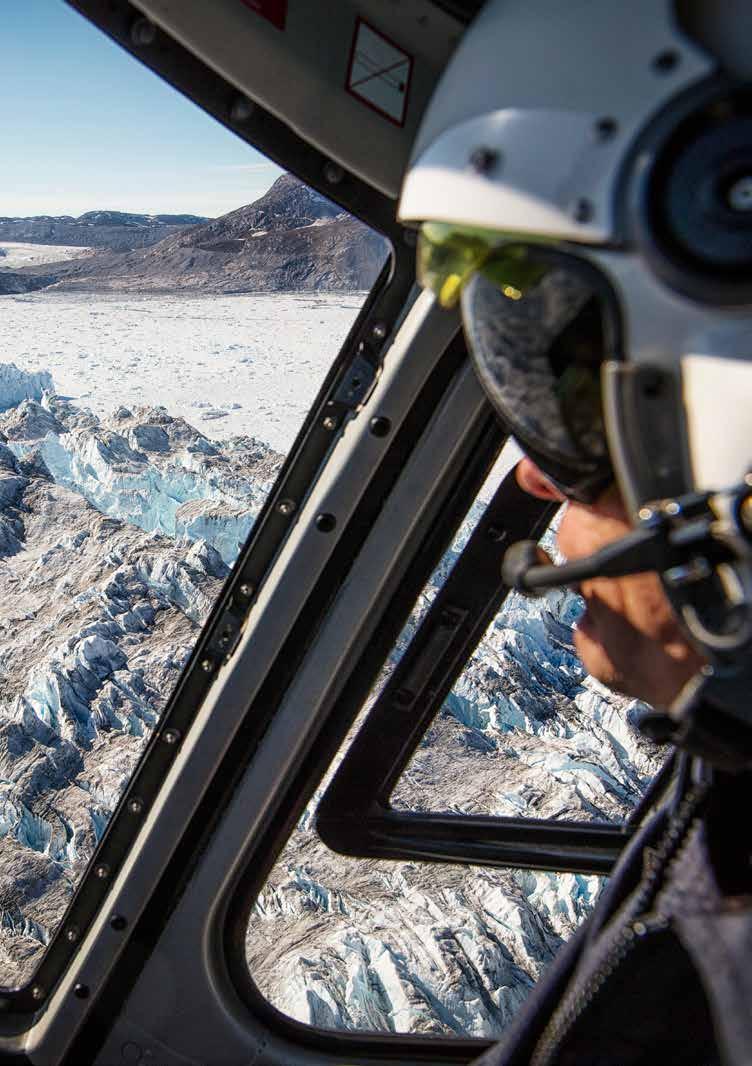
[399,0,752,756]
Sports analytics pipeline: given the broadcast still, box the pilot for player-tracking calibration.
[398,2,752,1063]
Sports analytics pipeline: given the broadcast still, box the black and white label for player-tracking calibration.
[347,19,412,126]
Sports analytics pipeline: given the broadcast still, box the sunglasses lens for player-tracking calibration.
[417,223,495,307]
[461,269,613,500]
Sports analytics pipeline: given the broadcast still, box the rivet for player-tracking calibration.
[127,797,143,815]
[110,914,128,931]
[162,728,181,745]
[219,632,231,648]
[632,921,647,936]
[229,95,254,122]
[322,416,338,431]
[371,321,388,341]
[239,583,253,597]
[130,17,157,46]
[73,983,90,1000]
[315,513,337,533]
[652,50,680,73]
[469,146,500,175]
[323,161,344,185]
[727,175,752,213]
[701,664,715,678]
[31,985,44,1002]
[65,925,79,943]
[664,500,681,517]
[573,198,593,223]
[278,499,296,516]
[95,864,110,880]
[369,416,392,438]
[595,116,618,140]
[200,658,213,673]
[638,507,655,522]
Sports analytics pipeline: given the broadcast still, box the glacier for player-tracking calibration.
[0,366,661,1043]
[5,394,279,565]
[0,364,53,413]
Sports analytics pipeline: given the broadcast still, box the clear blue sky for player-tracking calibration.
[1,0,283,218]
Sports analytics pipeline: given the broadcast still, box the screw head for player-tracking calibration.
[315,513,337,533]
[638,506,655,523]
[664,500,681,517]
[229,95,254,122]
[162,728,181,745]
[322,416,338,431]
[323,161,344,185]
[31,985,44,1002]
[469,146,500,175]
[130,17,157,46]
[371,321,388,341]
[110,914,128,932]
[239,583,253,597]
[127,797,143,815]
[73,983,90,1000]
[95,864,110,880]
[633,921,647,936]
[595,116,618,140]
[277,499,296,516]
[573,198,593,223]
[200,658,213,673]
[652,50,679,73]
[369,416,391,438]
[65,926,79,943]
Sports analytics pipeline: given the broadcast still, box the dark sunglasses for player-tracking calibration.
[418,224,620,503]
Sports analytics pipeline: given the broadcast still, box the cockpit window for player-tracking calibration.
[0,0,388,989]
[244,442,646,1038]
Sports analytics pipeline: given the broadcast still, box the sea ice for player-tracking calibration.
[0,291,366,452]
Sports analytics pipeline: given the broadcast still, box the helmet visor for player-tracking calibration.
[418,224,616,503]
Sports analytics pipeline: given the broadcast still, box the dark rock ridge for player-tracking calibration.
[19,176,388,294]
[0,211,208,252]
[0,274,58,296]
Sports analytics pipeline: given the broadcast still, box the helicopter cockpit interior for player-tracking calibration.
[0,2,748,1063]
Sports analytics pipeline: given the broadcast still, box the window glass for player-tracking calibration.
[0,2,387,987]
[247,441,660,1037]
[390,567,660,823]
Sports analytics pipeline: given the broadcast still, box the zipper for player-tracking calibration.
[529,782,709,1066]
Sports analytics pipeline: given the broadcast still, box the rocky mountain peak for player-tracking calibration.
[195,174,341,244]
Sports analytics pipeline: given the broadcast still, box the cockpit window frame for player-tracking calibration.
[316,469,634,878]
[1,0,409,1020]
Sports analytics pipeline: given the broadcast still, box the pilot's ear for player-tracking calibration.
[516,458,566,502]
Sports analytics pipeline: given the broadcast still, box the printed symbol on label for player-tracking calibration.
[346,19,413,126]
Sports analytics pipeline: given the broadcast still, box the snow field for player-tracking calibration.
[0,291,366,451]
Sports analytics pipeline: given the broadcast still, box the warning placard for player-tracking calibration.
[239,0,287,31]
[346,18,412,127]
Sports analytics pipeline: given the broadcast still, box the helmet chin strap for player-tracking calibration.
[503,477,752,769]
